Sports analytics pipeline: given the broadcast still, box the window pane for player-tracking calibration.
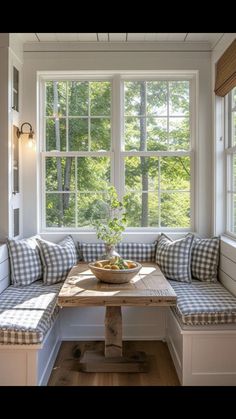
[169,81,189,116]
[125,157,158,192]
[68,81,88,116]
[90,82,111,116]
[125,192,159,227]
[77,193,108,227]
[68,118,88,151]
[45,81,66,117]
[169,117,190,150]
[124,81,142,116]
[146,117,168,150]
[90,118,111,151]
[46,157,75,191]
[125,117,144,151]
[46,118,66,151]
[46,193,75,227]
[161,192,190,227]
[77,157,110,191]
[160,157,190,190]
[147,81,167,115]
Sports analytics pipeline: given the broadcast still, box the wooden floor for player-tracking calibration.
[48,341,180,386]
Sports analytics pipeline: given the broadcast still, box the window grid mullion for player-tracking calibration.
[75,157,78,228]
[88,82,91,152]
[167,81,170,148]
[158,157,161,228]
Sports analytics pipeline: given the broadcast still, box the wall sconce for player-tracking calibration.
[17,122,35,148]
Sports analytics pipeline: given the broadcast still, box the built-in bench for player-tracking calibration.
[1,236,236,386]
[166,278,236,385]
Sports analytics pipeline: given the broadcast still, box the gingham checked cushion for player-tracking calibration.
[7,237,43,286]
[191,236,220,282]
[78,242,157,262]
[155,233,194,282]
[169,279,236,325]
[117,242,157,262]
[37,235,77,285]
[0,280,62,344]
[79,242,106,262]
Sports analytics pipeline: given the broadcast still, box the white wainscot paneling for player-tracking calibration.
[59,306,167,341]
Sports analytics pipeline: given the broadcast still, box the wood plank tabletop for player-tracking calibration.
[58,263,177,307]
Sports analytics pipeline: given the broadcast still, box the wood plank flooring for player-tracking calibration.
[48,341,180,386]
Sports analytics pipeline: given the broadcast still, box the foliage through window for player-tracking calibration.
[41,75,193,230]
[226,87,236,235]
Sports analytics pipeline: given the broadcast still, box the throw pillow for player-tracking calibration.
[117,242,157,262]
[37,235,77,284]
[155,233,194,282]
[78,242,106,262]
[7,236,43,286]
[78,241,157,263]
[191,236,220,282]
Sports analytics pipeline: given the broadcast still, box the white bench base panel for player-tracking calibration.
[0,315,60,386]
[166,308,236,386]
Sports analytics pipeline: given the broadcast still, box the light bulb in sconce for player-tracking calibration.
[17,122,35,148]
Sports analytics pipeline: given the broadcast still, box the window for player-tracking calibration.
[39,73,195,232]
[226,87,236,235]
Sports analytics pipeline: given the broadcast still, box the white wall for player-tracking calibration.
[22,47,212,240]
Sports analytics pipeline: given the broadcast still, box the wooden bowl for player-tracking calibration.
[88,260,142,284]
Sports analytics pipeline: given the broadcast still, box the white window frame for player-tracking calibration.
[37,71,197,234]
[225,87,236,238]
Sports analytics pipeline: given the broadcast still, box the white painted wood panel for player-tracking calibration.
[97,33,108,42]
[109,33,126,42]
[220,254,236,281]
[0,259,9,282]
[220,237,236,264]
[0,244,8,263]
[0,276,10,294]
[59,306,167,341]
[219,270,236,297]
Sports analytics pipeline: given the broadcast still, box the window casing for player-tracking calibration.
[225,87,236,236]
[38,72,196,233]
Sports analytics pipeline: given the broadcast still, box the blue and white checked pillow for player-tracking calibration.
[37,235,77,285]
[155,233,194,283]
[78,242,157,263]
[191,236,220,282]
[7,236,43,286]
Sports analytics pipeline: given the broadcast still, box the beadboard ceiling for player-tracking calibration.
[17,33,224,49]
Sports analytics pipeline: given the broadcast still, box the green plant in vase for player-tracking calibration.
[92,186,127,262]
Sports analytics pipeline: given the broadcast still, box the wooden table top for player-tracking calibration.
[58,263,177,307]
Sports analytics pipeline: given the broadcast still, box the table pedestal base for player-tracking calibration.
[79,350,148,373]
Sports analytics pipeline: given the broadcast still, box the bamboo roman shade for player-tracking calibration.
[215,39,236,97]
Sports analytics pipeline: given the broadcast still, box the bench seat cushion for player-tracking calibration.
[0,281,62,344]
[169,280,236,325]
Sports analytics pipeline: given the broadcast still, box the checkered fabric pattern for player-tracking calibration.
[79,242,106,262]
[117,242,157,262]
[37,235,77,285]
[78,242,157,262]
[7,237,43,286]
[0,280,62,344]
[169,279,236,325]
[191,236,220,282]
[155,233,194,283]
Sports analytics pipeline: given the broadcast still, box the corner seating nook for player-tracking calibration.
[0,237,236,386]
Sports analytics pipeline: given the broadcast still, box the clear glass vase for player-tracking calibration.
[102,244,120,263]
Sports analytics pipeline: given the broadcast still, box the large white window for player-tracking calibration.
[39,73,195,232]
[225,86,236,235]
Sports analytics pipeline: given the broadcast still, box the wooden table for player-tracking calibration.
[58,263,176,372]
